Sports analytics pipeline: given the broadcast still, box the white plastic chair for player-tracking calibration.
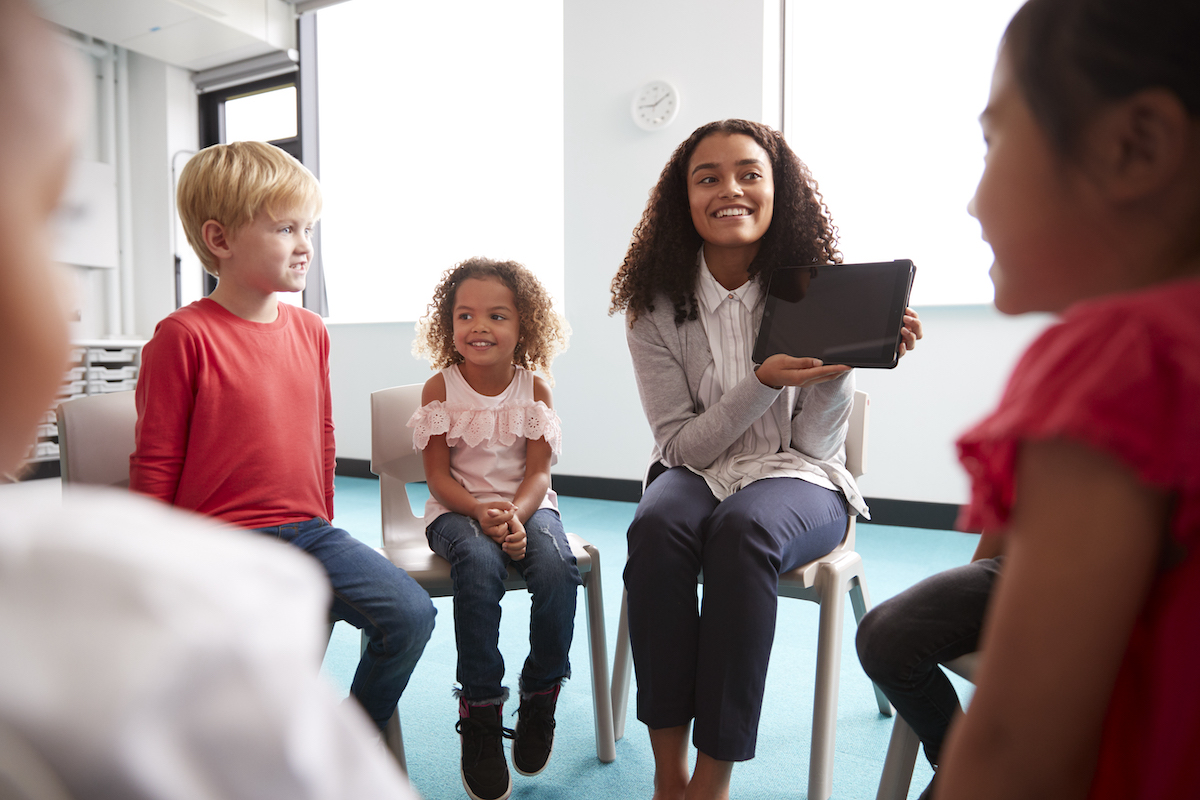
[56,391,137,487]
[370,384,616,764]
[610,389,891,800]
[56,391,397,764]
[875,652,978,800]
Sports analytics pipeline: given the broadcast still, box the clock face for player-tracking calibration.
[632,80,680,131]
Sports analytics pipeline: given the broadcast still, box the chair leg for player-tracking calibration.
[610,589,633,742]
[808,561,848,800]
[386,709,406,774]
[849,576,894,717]
[360,630,409,771]
[582,544,617,763]
[875,715,921,800]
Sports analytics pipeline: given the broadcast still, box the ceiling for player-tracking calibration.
[34,0,298,72]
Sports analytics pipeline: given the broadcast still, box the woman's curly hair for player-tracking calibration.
[413,257,569,383]
[610,119,841,326]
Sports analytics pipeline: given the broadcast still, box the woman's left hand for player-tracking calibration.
[898,307,923,358]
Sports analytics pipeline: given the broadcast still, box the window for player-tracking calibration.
[199,72,301,159]
[224,85,299,146]
[315,0,565,323]
[784,0,1026,305]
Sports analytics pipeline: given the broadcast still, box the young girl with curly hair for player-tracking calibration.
[409,257,577,800]
[611,119,922,800]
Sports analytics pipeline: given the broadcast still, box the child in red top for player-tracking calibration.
[935,1,1200,798]
[130,141,435,734]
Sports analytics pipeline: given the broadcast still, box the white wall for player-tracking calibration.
[554,0,771,482]
[128,51,198,338]
[326,321,434,467]
[852,307,1051,504]
[122,0,1056,508]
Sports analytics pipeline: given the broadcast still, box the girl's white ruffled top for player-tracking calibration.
[408,364,560,525]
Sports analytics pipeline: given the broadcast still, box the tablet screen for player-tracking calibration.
[752,260,916,368]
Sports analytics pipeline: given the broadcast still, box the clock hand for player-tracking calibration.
[638,94,669,110]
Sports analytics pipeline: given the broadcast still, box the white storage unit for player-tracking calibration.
[29,338,145,467]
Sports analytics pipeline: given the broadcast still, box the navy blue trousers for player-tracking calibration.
[624,467,848,761]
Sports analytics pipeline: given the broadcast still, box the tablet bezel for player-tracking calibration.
[751,260,916,369]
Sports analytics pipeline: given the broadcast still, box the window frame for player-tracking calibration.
[199,74,303,160]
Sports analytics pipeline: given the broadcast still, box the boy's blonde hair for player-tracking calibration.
[176,141,322,277]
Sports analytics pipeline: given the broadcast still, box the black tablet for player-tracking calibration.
[752,260,916,369]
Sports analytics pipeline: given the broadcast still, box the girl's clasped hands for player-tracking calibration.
[474,500,527,560]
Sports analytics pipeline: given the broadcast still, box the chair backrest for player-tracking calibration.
[846,389,869,480]
[836,389,870,552]
[370,384,428,550]
[56,391,137,488]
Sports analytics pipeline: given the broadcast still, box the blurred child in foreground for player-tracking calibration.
[0,2,423,796]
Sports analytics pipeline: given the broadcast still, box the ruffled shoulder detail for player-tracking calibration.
[408,400,562,453]
[956,286,1200,542]
[407,402,453,450]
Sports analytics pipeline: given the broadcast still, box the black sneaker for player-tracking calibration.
[512,685,559,776]
[455,702,514,800]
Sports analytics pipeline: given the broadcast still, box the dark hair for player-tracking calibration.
[1005,0,1200,155]
[413,257,568,382]
[610,119,840,325]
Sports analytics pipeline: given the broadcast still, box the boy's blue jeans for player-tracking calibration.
[253,518,436,730]
[425,508,581,704]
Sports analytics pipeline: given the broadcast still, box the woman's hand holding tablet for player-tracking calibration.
[754,355,852,389]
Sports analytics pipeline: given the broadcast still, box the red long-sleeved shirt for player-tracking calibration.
[130,298,335,529]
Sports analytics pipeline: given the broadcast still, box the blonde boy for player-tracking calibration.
[131,141,435,732]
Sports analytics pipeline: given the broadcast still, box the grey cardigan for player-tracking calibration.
[625,295,867,518]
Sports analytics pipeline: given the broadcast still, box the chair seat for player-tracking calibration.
[380,534,595,598]
[777,548,864,600]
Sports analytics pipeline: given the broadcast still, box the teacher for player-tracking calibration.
[610,118,920,800]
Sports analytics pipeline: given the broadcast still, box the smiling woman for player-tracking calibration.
[609,119,923,800]
[686,133,776,274]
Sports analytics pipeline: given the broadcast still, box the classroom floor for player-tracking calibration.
[323,475,977,800]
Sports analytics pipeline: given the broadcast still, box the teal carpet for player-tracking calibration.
[324,476,977,800]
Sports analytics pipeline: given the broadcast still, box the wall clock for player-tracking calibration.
[631,80,680,131]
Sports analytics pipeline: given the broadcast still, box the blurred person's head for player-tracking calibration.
[0,0,81,477]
